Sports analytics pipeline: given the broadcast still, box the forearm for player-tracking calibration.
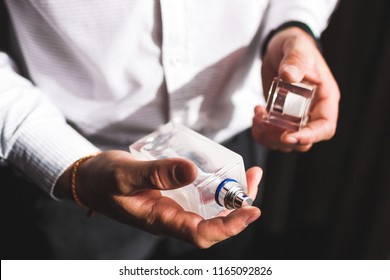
[0,53,100,198]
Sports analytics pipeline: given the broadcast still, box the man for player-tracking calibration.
[0,0,340,259]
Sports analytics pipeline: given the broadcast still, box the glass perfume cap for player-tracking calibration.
[264,77,316,131]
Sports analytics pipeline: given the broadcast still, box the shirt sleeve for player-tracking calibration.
[259,0,340,47]
[0,52,100,199]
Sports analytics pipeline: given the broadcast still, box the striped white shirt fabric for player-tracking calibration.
[0,0,338,197]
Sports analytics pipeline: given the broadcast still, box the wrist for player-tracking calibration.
[53,152,100,201]
[53,164,74,199]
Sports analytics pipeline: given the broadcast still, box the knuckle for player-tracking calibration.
[148,162,167,189]
[288,49,305,62]
[103,158,121,183]
[111,164,130,194]
[194,237,213,249]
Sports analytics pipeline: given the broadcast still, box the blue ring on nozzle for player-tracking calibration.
[215,178,237,207]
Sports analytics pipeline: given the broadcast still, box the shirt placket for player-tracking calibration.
[160,0,190,123]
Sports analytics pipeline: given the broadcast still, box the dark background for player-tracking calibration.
[1,0,389,259]
[253,0,390,259]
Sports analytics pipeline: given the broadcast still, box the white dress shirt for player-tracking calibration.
[0,0,338,197]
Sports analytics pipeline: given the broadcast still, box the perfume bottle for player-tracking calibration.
[129,121,252,219]
[264,77,316,131]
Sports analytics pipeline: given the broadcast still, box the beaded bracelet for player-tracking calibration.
[71,153,100,217]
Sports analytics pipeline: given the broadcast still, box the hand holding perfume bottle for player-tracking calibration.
[130,121,253,219]
[257,19,340,152]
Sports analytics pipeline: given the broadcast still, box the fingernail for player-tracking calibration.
[285,135,298,144]
[282,65,303,81]
[172,163,191,185]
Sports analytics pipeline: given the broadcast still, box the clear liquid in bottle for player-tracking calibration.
[129,121,252,219]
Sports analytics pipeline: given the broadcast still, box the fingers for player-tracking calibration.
[280,64,305,83]
[252,105,314,152]
[282,119,336,145]
[132,165,262,249]
[280,77,339,146]
[255,28,340,152]
[252,105,292,151]
[277,29,316,83]
[193,206,261,248]
[120,190,261,249]
[245,166,262,200]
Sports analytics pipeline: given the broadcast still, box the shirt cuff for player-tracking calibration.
[0,53,101,199]
[261,21,322,57]
[8,121,100,200]
[259,0,339,54]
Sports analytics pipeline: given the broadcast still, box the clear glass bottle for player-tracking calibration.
[264,77,316,131]
[129,121,252,219]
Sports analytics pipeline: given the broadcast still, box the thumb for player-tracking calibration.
[278,44,306,83]
[132,158,198,190]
